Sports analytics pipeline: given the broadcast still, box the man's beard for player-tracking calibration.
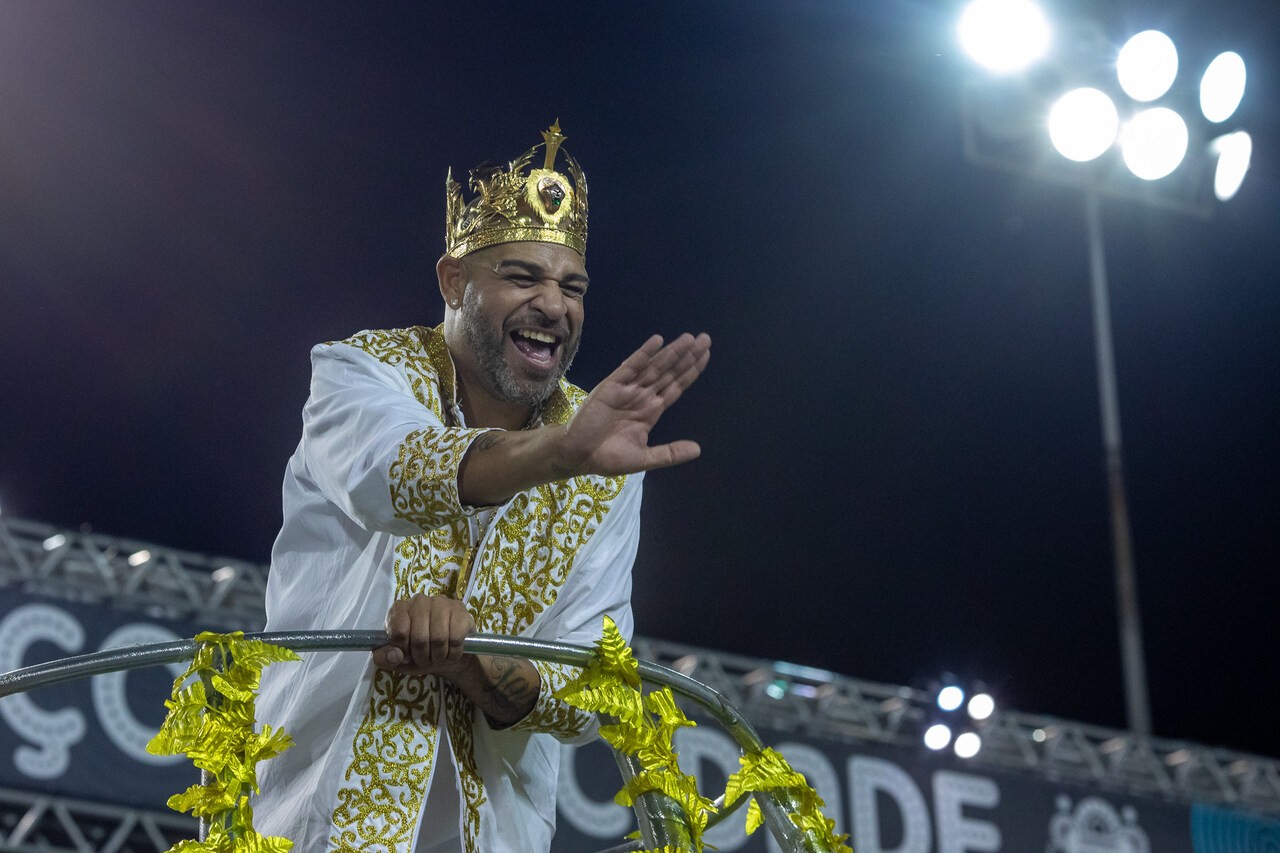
[459,288,580,407]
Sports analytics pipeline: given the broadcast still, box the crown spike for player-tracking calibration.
[541,120,566,171]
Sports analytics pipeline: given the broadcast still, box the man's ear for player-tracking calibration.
[437,254,465,308]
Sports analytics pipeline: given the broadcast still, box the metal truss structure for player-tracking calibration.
[2,515,1278,851]
[0,787,193,853]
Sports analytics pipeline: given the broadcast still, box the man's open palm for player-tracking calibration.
[561,332,711,476]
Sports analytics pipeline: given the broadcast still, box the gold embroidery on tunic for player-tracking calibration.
[328,325,622,850]
[329,670,440,852]
[445,683,486,849]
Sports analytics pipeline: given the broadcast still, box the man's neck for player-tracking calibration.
[456,381,534,431]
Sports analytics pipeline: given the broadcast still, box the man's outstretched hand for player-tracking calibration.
[456,332,711,506]
[556,332,712,477]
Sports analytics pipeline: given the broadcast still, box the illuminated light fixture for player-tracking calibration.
[1121,107,1189,180]
[42,533,68,551]
[211,565,237,584]
[967,692,996,721]
[1032,728,1047,743]
[957,0,1051,74]
[1048,88,1119,162]
[765,679,788,700]
[924,723,953,750]
[1200,52,1247,123]
[1116,31,1178,102]
[128,549,153,567]
[954,731,983,758]
[1211,131,1252,201]
[937,685,965,712]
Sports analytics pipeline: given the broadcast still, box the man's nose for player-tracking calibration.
[529,280,567,320]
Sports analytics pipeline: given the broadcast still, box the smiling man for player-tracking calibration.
[253,123,711,853]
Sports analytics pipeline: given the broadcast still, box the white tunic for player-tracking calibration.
[253,326,641,852]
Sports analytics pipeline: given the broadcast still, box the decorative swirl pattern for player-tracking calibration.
[329,671,441,852]
[445,682,486,848]
[388,427,492,529]
[326,324,625,850]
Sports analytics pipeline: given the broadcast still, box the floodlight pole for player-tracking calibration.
[1083,186,1152,737]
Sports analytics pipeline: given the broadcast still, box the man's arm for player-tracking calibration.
[372,594,540,725]
[456,332,711,506]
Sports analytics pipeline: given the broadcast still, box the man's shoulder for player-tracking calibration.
[320,325,450,377]
[316,326,451,410]
[323,325,438,361]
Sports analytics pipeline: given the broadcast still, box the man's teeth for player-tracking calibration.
[518,330,557,344]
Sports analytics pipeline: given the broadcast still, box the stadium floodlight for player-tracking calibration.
[42,533,68,551]
[1212,131,1252,201]
[128,548,153,567]
[1048,88,1119,162]
[954,732,983,758]
[937,685,965,712]
[924,723,953,750]
[1116,31,1178,102]
[1200,52,1247,123]
[957,0,1051,74]
[967,692,996,721]
[1122,107,1189,180]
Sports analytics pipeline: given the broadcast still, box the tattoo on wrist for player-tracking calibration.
[483,658,538,719]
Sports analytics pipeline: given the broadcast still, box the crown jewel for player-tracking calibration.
[445,121,588,258]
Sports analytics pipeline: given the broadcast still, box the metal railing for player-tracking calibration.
[0,631,838,853]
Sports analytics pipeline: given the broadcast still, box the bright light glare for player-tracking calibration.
[42,533,68,551]
[1122,108,1189,180]
[958,0,1051,74]
[938,685,965,711]
[212,565,237,584]
[1212,131,1252,201]
[128,548,153,567]
[924,724,953,750]
[1117,31,1178,102]
[954,732,983,758]
[967,693,996,720]
[1200,52,1246,123]
[1048,88,1119,161]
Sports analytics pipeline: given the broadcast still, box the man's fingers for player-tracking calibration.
[660,343,712,406]
[611,334,665,385]
[632,333,692,389]
[643,439,702,471]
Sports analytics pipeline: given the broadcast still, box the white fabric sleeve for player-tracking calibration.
[299,341,496,535]
[507,473,643,744]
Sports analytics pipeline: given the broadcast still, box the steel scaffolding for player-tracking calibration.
[1,513,1277,853]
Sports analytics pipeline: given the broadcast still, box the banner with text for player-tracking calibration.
[2,590,1278,851]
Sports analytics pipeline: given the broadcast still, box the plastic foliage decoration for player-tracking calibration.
[146,631,300,853]
[557,617,851,852]
[724,747,851,851]
[555,617,714,852]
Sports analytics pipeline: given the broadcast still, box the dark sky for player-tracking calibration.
[2,0,1277,759]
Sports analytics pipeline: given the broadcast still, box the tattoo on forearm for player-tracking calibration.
[482,657,539,719]
[471,432,505,453]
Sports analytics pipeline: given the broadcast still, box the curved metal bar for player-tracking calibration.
[0,630,827,851]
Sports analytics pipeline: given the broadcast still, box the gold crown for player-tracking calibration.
[445,121,588,258]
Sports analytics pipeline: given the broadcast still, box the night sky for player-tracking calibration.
[2,1,1277,759]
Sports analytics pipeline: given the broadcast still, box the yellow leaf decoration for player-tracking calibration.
[725,747,851,852]
[558,618,851,852]
[148,632,301,853]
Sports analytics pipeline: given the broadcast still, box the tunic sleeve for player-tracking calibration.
[506,473,643,743]
[299,341,497,535]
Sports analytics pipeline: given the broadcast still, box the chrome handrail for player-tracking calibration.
[0,631,832,852]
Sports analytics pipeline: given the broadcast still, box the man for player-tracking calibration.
[253,122,711,852]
